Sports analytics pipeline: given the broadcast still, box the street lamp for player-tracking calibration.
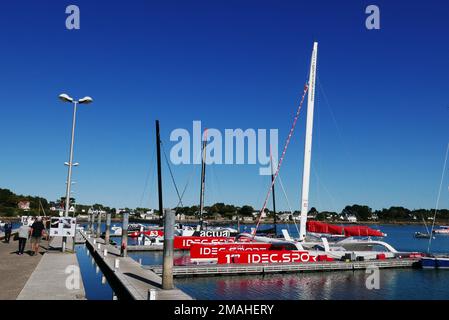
[59,93,92,252]
[59,93,92,218]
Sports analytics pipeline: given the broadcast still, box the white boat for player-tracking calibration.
[111,225,122,236]
[138,233,164,246]
[433,226,449,234]
[244,42,400,260]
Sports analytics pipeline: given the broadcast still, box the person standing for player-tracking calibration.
[17,223,30,255]
[30,217,45,256]
[3,221,12,243]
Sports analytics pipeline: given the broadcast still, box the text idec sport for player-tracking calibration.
[190,243,272,259]
[217,250,327,264]
[173,236,235,249]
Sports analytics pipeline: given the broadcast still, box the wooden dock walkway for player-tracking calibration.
[81,231,193,300]
[144,258,420,277]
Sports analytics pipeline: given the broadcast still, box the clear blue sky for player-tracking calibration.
[1,0,449,213]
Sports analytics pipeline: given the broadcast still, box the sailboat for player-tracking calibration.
[237,42,403,262]
[178,128,238,238]
[420,146,449,269]
[135,121,237,249]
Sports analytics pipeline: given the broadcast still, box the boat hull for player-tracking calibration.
[414,232,432,239]
[421,256,449,269]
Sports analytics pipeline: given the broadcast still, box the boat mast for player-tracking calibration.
[199,130,208,230]
[270,149,277,236]
[156,120,164,227]
[299,42,318,241]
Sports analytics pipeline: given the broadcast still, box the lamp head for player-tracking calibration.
[78,96,93,104]
[59,93,74,103]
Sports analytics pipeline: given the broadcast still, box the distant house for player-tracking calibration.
[175,213,186,221]
[278,213,291,222]
[347,215,357,223]
[252,211,266,218]
[243,216,254,222]
[18,201,30,211]
[368,214,378,221]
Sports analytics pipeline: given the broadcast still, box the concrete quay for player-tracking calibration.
[17,236,86,300]
[0,234,86,300]
[0,233,44,299]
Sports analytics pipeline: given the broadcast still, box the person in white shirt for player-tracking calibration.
[17,223,30,255]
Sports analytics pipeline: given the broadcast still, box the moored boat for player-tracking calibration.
[414,232,433,239]
[420,255,449,269]
[433,226,449,234]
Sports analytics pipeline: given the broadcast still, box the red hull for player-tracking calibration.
[190,243,271,260]
[216,250,332,264]
[174,236,235,250]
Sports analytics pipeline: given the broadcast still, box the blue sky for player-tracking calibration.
[1,0,449,212]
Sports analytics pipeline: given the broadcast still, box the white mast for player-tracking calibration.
[299,42,318,241]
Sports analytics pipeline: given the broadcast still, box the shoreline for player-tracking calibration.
[2,216,447,226]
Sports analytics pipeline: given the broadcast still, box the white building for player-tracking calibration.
[278,213,291,222]
[252,211,266,218]
[18,201,30,211]
[347,215,357,223]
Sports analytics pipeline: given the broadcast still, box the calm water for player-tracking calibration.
[127,224,449,300]
[51,223,449,299]
[75,244,114,300]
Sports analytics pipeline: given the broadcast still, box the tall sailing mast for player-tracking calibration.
[270,149,277,236]
[156,120,164,227]
[299,42,318,241]
[198,130,208,229]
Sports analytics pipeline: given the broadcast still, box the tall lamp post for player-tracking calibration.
[59,93,93,252]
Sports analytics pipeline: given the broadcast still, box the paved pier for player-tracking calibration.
[17,237,86,300]
[0,232,44,299]
[81,231,192,300]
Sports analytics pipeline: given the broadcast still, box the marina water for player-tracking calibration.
[76,223,449,299]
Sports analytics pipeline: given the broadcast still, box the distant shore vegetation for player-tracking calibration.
[1,187,448,223]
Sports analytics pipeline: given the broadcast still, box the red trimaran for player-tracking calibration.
[188,42,413,265]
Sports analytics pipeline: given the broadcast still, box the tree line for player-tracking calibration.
[2,187,449,221]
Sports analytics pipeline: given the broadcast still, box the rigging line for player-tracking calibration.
[311,162,337,213]
[317,76,355,163]
[175,162,196,209]
[277,173,300,236]
[253,83,309,236]
[139,145,156,208]
[175,133,205,209]
[421,214,430,235]
[160,140,184,209]
[428,142,449,252]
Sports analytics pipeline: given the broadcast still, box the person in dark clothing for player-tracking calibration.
[30,217,45,256]
[3,222,12,243]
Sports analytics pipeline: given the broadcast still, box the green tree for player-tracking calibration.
[238,205,254,217]
[342,204,372,221]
